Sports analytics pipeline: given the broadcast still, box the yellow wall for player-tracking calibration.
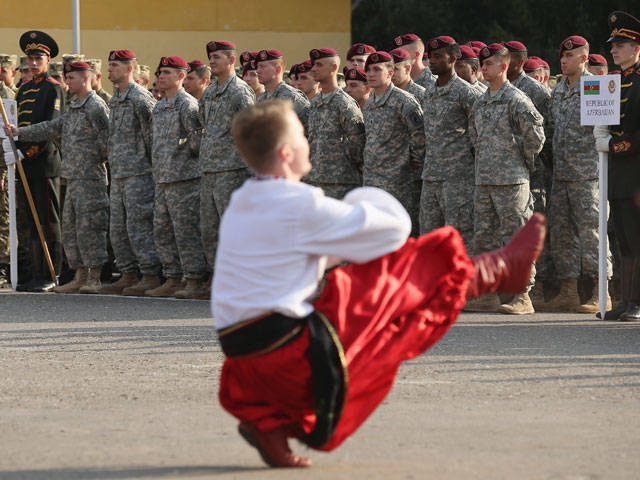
[0,1,351,92]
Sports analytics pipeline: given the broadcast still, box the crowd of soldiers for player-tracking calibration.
[0,9,639,320]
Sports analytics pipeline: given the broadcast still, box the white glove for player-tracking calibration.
[2,138,22,166]
[593,125,612,153]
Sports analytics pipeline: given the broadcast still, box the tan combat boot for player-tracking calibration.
[174,278,210,299]
[78,267,103,294]
[528,280,545,308]
[537,278,581,312]
[53,267,87,294]
[497,291,535,314]
[576,284,612,313]
[99,271,138,295]
[144,277,183,297]
[122,274,162,296]
[463,293,501,312]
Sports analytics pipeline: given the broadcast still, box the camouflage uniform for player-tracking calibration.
[152,88,206,280]
[305,87,365,199]
[257,81,310,131]
[405,80,426,102]
[469,81,545,289]
[19,91,109,269]
[547,70,610,279]
[199,74,255,269]
[96,88,112,105]
[470,80,488,94]
[415,67,437,88]
[0,83,14,267]
[363,84,425,233]
[419,74,481,253]
[108,81,160,276]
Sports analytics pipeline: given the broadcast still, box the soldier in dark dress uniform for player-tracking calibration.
[14,31,65,291]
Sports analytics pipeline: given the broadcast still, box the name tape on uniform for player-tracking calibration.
[580,74,621,126]
[0,99,18,139]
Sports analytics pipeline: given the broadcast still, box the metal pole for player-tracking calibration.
[598,152,608,320]
[72,0,80,54]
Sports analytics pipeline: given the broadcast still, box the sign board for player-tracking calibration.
[580,74,621,126]
[0,98,17,139]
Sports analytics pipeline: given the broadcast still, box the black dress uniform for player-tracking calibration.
[15,30,65,291]
[606,11,640,320]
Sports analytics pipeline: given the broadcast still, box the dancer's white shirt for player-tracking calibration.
[211,178,411,328]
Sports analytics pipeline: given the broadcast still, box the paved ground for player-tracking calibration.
[1,290,638,480]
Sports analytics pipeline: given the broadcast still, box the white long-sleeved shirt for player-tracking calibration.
[211,178,411,328]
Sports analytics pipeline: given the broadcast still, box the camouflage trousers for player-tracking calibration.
[306,182,358,200]
[549,179,612,279]
[154,179,206,279]
[474,183,535,289]
[62,179,109,269]
[110,174,161,276]
[0,170,9,263]
[419,178,474,255]
[364,174,421,236]
[200,169,250,271]
[531,157,553,280]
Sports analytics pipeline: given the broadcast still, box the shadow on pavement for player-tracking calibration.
[0,465,265,479]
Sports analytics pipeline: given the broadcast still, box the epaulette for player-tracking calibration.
[46,77,60,85]
[610,70,621,74]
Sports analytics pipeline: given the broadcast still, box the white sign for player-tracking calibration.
[580,74,621,126]
[0,99,17,139]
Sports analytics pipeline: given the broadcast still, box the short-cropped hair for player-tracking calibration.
[232,100,293,172]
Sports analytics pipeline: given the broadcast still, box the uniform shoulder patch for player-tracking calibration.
[46,77,60,85]
[53,98,61,111]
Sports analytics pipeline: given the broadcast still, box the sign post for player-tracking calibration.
[580,74,621,319]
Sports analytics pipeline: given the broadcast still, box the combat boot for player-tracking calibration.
[99,271,138,295]
[122,274,161,296]
[576,283,612,314]
[145,277,183,297]
[536,278,581,312]
[174,278,209,299]
[78,267,103,294]
[620,259,640,321]
[53,267,87,294]
[597,257,633,320]
[496,291,535,315]
[528,280,545,308]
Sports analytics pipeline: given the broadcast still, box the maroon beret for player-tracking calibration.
[459,45,478,60]
[365,51,393,70]
[528,56,549,69]
[64,61,91,73]
[479,43,509,63]
[108,49,136,62]
[187,60,205,74]
[471,47,482,56]
[588,53,608,66]
[393,33,421,47]
[239,51,257,66]
[466,41,487,50]
[427,36,457,54]
[256,49,283,63]
[389,47,411,63]
[345,68,367,82]
[158,56,188,70]
[559,35,588,56]
[206,41,237,56]
[504,40,528,53]
[347,43,376,59]
[242,60,257,76]
[524,58,541,73]
[297,60,313,73]
[309,47,339,64]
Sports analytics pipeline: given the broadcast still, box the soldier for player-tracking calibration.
[344,68,370,110]
[256,49,310,131]
[242,60,264,97]
[198,41,255,299]
[5,61,109,293]
[296,60,320,101]
[529,56,551,88]
[86,58,112,104]
[468,44,545,314]
[147,56,206,297]
[48,62,65,87]
[390,47,426,101]
[13,30,65,292]
[420,36,481,254]
[183,60,211,101]
[286,64,299,89]
[0,54,18,92]
[394,33,437,87]
[62,53,84,107]
[455,45,488,93]
[524,58,544,82]
[466,41,488,84]
[345,43,375,70]
[135,64,151,89]
[0,77,14,286]
[99,49,162,296]
[304,48,365,199]
[594,11,640,321]
[17,56,32,87]
[538,36,611,313]
[588,54,609,75]
[363,51,424,234]
[239,51,257,68]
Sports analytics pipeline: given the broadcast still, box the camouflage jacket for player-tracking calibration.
[199,74,255,173]
[470,80,488,94]
[108,81,156,179]
[306,87,365,185]
[415,66,437,88]
[512,71,550,119]
[258,81,310,131]
[19,90,108,182]
[548,69,597,181]
[363,83,425,186]
[422,74,482,181]
[96,88,112,105]
[406,80,426,102]
[151,88,202,184]
[469,81,545,185]
[0,82,14,172]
